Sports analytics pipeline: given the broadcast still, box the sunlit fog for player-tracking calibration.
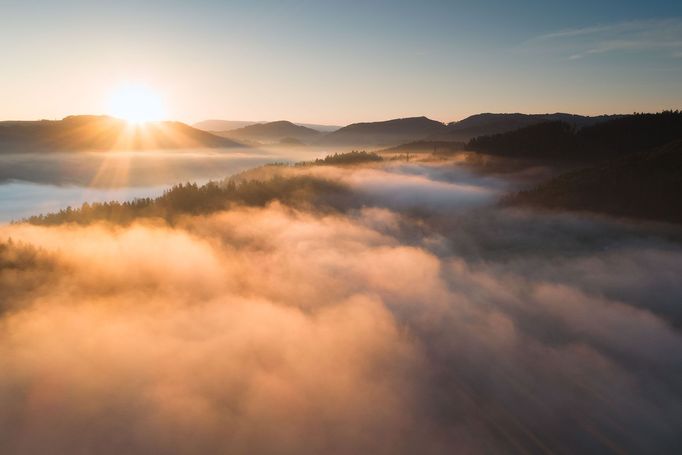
[1,1,681,454]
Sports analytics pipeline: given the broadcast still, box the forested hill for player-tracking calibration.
[0,116,243,152]
[217,121,321,144]
[24,176,351,226]
[435,112,618,142]
[318,117,446,146]
[466,111,682,161]
[505,139,682,224]
[21,151,385,225]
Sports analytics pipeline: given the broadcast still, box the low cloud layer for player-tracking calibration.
[1,161,681,454]
[0,150,274,187]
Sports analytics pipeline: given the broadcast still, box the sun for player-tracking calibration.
[106,84,166,123]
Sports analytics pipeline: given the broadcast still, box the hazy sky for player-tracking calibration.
[2,0,682,124]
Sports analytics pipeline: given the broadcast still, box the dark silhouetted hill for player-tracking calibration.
[318,116,447,146]
[194,119,341,133]
[193,120,259,131]
[575,111,682,157]
[467,111,682,161]
[297,123,342,133]
[467,121,578,159]
[0,116,243,152]
[218,121,321,144]
[505,139,682,224]
[433,113,619,141]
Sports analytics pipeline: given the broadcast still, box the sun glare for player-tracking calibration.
[106,84,166,123]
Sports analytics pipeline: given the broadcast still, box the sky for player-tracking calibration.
[1,0,682,125]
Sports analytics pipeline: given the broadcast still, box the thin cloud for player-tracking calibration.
[523,18,682,60]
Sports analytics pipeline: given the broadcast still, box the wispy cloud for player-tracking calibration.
[523,18,682,60]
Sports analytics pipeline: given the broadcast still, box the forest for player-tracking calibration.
[24,175,350,226]
[467,111,682,161]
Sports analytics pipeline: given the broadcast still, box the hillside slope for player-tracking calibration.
[467,111,682,161]
[318,116,446,146]
[505,139,682,224]
[194,119,341,133]
[0,116,243,152]
[217,120,321,144]
[434,113,619,141]
[193,120,258,131]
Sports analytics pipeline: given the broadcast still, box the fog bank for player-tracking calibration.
[1,160,680,454]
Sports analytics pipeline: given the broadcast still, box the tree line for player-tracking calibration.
[467,111,682,161]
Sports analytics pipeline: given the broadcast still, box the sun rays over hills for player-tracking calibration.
[0,115,243,152]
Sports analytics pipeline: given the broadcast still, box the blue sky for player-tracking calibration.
[1,0,681,124]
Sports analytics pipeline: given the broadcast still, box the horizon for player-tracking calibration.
[2,0,682,124]
[0,110,651,127]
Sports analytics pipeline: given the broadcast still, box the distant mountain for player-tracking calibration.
[0,116,243,152]
[297,123,341,133]
[466,111,682,161]
[193,113,620,147]
[216,121,322,144]
[193,119,341,133]
[193,120,259,132]
[319,116,447,147]
[506,139,682,224]
[433,113,620,142]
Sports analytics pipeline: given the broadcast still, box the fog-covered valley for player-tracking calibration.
[0,146,318,222]
[1,149,681,454]
[4,0,682,452]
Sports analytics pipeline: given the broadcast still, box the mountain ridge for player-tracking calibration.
[433,112,622,142]
[0,115,243,152]
[193,119,341,133]
[318,116,447,147]
[466,111,682,161]
[214,120,321,144]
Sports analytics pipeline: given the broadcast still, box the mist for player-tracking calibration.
[1,159,681,454]
[0,145,325,222]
